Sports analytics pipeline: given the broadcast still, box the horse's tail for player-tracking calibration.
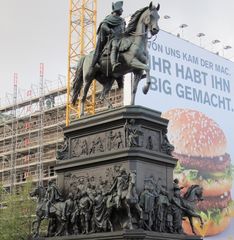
[71,56,85,105]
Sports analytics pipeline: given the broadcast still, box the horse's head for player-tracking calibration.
[194,185,204,201]
[125,2,160,37]
[143,2,160,35]
[184,185,204,202]
[30,186,39,198]
[30,185,46,200]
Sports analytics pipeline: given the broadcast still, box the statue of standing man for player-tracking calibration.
[89,1,125,76]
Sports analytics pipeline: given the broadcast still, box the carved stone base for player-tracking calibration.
[56,106,176,195]
[44,230,202,240]
[51,106,202,238]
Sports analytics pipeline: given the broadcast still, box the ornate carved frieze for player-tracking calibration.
[63,119,167,160]
[31,165,203,237]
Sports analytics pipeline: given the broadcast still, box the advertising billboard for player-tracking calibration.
[125,30,234,239]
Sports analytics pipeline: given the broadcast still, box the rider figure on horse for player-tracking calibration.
[44,180,63,219]
[108,166,129,208]
[171,179,186,233]
[90,1,125,74]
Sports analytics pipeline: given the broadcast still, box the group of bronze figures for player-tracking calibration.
[56,118,175,161]
[30,165,204,238]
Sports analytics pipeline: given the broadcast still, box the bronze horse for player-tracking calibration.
[106,171,143,230]
[72,2,160,115]
[182,185,204,235]
[30,186,65,238]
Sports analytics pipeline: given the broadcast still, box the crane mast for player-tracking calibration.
[66,0,97,126]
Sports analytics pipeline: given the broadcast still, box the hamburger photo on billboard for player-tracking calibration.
[162,108,233,236]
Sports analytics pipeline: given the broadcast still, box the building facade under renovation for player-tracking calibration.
[0,72,123,193]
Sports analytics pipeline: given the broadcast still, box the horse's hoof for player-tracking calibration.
[142,86,149,94]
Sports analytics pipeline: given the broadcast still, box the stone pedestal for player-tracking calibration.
[56,106,176,195]
[53,106,202,240]
[44,230,202,240]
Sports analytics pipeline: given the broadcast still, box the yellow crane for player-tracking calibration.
[66,0,97,126]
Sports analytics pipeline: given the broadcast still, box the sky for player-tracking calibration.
[0,0,233,107]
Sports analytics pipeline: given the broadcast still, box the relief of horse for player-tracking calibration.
[30,186,65,238]
[106,171,143,230]
[182,185,204,235]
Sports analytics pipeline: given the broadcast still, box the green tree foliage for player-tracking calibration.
[0,181,36,240]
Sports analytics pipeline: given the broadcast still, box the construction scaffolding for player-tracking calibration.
[0,68,66,192]
[0,0,124,192]
[0,66,123,192]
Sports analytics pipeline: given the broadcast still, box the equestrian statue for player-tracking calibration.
[30,181,66,238]
[71,1,160,116]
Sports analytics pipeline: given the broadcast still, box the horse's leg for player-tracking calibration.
[199,215,204,228]
[130,58,150,95]
[143,68,151,94]
[192,212,204,229]
[106,206,114,231]
[107,219,114,232]
[80,77,92,116]
[135,203,144,220]
[32,219,37,235]
[32,219,38,238]
[123,200,133,230]
[34,216,41,238]
[134,203,144,228]
[55,216,64,236]
[131,71,143,105]
[47,219,52,237]
[188,216,196,235]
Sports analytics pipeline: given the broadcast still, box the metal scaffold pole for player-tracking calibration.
[66,0,97,126]
[38,63,44,185]
[10,73,18,193]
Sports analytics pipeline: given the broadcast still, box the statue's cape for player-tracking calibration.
[97,15,124,34]
[52,185,63,202]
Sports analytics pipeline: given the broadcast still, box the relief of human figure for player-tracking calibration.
[124,119,142,147]
[44,180,63,219]
[107,166,129,208]
[114,131,124,149]
[171,183,186,234]
[161,129,174,155]
[79,191,93,234]
[71,192,82,235]
[89,1,125,75]
[154,178,170,232]
[80,139,88,156]
[146,136,153,150]
[56,137,68,160]
[96,137,104,152]
[62,193,75,235]
[139,180,155,230]
[91,189,113,233]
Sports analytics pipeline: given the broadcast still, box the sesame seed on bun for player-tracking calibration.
[162,108,227,157]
